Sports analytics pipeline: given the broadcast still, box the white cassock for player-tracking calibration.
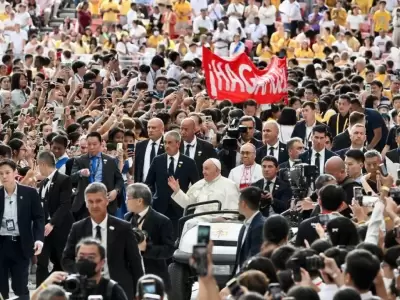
[228,163,263,189]
[172,175,240,223]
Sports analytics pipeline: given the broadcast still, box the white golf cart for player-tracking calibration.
[168,200,243,300]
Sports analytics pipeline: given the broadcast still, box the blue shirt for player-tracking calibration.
[89,153,103,183]
[364,108,388,152]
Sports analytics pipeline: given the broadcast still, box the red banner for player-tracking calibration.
[202,47,288,104]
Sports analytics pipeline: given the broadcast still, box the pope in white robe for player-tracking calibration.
[168,158,240,220]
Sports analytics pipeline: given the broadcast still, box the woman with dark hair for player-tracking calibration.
[172,109,188,125]
[304,63,318,80]
[108,127,125,143]
[365,94,380,109]
[277,107,297,142]
[324,217,360,247]
[10,72,30,110]
[8,138,28,166]
[241,256,279,283]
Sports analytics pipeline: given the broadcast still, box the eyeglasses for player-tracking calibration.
[240,151,255,156]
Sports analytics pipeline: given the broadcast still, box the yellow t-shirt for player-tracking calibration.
[89,0,100,15]
[270,32,285,54]
[100,1,119,22]
[174,1,191,22]
[256,44,272,61]
[332,8,347,27]
[324,34,336,46]
[312,43,325,59]
[147,35,164,48]
[372,10,391,32]
[0,13,8,21]
[294,48,314,58]
[119,0,130,15]
[285,39,298,59]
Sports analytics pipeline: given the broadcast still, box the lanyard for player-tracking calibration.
[336,114,349,136]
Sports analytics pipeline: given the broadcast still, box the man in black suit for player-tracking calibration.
[252,156,292,217]
[335,124,367,160]
[332,111,366,152]
[134,117,165,183]
[239,116,263,148]
[124,183,175,292]
[70,132,124,220]
[145,130,200,236]
[295,184,345,247]
[36,151,74,286]
[386,127,400,164]
[62,182,144,300]
[327,94,351,138]
[232,186,265,275]
[299,125,338,175]
[325,156,361,218]
[0,159,45,300]
[256,120,289,165]
[278,137,305,170]
[291,101,327,144]
[180,118,217,178]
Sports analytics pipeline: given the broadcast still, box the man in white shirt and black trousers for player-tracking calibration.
[0,159,45,300]
[35,151,74,287]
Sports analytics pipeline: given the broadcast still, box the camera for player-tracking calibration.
[390,187,400,205]
[133,228,148,244]
[287,255,325,274]
[60,274,96,300]
[222,118,247,150]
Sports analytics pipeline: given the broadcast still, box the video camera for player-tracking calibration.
[60,274,97,300]
[288,160,318,202]
[222,118,248,150]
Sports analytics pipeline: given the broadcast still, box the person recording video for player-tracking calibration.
[124,183,175,293]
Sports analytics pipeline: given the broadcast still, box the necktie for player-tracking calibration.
[168,157,175,176]
[90,156,99,183]
[42,178,49,190]
[264,180,272,193]
[185,144,191,156]
[150,142,156,163]
[315,152,321,174]
[269,146,275,156]
[95,225,102,241]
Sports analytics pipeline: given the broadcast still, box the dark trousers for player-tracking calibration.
[0,236,30,300]
[36,231,65,287]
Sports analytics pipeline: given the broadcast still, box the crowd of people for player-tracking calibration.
[1,0,400,299]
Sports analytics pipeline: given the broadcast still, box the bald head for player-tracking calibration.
[180,118,196,142]
[148,117,164,141]
[325,156,346,181]
[240,143,256,166]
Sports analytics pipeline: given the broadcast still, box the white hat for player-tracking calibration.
[208,158,221,171]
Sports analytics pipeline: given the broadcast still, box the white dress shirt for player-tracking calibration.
[311,149,325,174]
[91,215,109,278]
[305,121,316,142]
[0,185,19,236]
[193,15,214,34]
[266,141,280,162]
[191,0,208,16]
[41,170,57,199]
[143,137,163,181]
[247,23,267,43]
[167,152,180,173]
[183,136,197,160]
[227,3,244,20]
[242,211,260,245]
[137,206,150,228]
[258,5,276,25]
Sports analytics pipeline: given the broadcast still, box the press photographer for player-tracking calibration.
[218,114,262,176]
[124,183,175,293]
[63,238,128,300]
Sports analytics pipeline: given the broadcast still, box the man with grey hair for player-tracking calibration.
[256,120,289,165]
[62,182,143,300]
[145,131,199,237]
[124,183,175,292]
[37,285,67,300]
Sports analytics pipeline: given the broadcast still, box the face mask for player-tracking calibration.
[76,258,97,277]
[154,31,159,36]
